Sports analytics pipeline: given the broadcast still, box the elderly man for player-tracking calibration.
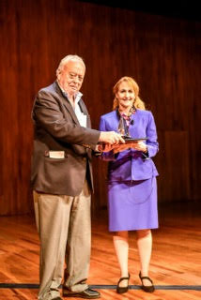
[31,55,124,300]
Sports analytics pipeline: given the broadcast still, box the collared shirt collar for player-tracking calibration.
[57,80,83,106]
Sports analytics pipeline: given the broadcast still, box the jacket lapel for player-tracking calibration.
[62,97,80,124]
[54,82,80,125]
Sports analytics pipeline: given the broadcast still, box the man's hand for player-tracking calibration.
[99,131,125,144]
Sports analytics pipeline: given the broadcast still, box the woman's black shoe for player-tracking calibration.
[116,273,130,294]
[139,271,155,293]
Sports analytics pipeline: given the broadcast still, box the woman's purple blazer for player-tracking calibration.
[99,109,159,182]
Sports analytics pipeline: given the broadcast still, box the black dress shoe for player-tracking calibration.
[116,273,130,294]
[63,288,101,299]
[139,271,155,293]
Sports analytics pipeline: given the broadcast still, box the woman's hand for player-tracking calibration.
[130,141,147,152]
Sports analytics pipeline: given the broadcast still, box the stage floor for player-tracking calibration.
[0,201,200,299]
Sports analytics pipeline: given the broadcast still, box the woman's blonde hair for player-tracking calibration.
[112,76,145,110]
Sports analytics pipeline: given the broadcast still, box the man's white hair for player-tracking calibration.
[56,54,86,78]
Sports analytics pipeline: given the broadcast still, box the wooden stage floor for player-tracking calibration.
[0,201,200,299]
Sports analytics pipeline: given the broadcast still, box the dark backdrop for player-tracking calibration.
[0,0,200,215]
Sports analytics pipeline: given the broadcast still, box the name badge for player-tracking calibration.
[49,151,65,159]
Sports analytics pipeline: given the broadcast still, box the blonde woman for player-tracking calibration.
[99,77,159,294]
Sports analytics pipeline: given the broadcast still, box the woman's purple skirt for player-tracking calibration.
[108,177,158,232]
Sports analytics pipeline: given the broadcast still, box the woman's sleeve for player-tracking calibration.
[145,112,159,158]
